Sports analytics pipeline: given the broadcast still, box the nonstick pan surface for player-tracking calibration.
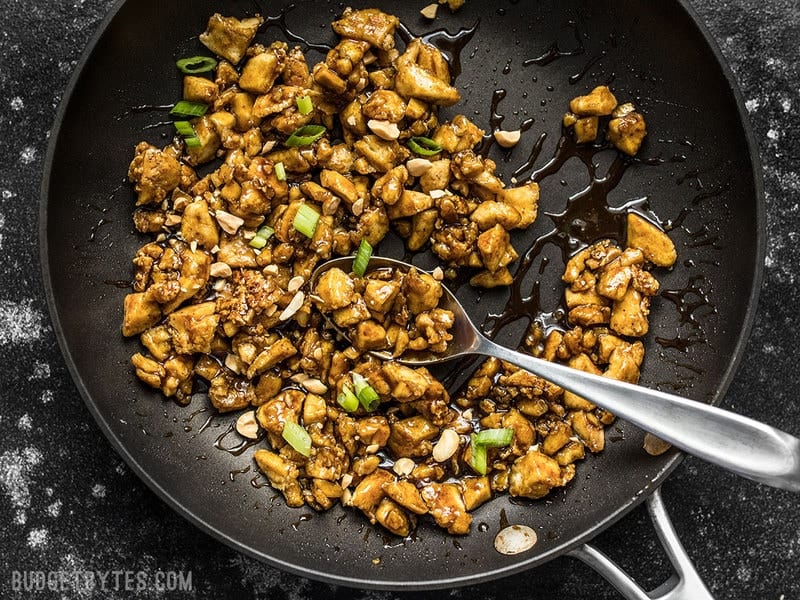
[41,0,764,590]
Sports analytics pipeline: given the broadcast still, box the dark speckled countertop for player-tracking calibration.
[1,1,798,598]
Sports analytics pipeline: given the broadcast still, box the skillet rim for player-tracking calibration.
[38,0,766,589]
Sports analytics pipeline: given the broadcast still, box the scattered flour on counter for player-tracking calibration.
[17,413,33,431]
[41,389,54,404]
[0,299,46,345]
[0,447,43,525]
[29,360,51,380]
[10,96,23,111]
[19,146,37,164]
[46,499,63,517]
[27,527,49,549]
[744,97,760,113]
[91,483,106,499]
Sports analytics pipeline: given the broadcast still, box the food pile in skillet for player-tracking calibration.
[121,8,676,537]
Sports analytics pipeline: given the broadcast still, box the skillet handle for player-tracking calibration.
[566,488,714,600]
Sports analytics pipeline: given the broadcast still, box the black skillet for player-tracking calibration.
[40,0,764,591]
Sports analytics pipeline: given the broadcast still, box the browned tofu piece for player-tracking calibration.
[127,142,182,206]
[181,198,219,250]
[420,482,472,534]
[313,267,355,310]
[477,224,511,273]
[182,75,218,104]
[347,468,394,515]
[363,279,400,314]
[626,213,677,267]
[374,497,414,537]
[199,13,263,65]
[167,301,218,354]
[403,268,442,314]
[509,449,574,499]
[383,480,429,514]
[569,85,618,117]
[608,103,648,156]
[332,296,371,328]
[387,415,439,457]
[352,320,388,350]
[610,286,650,337]
[395,40,460,107]
[331,8,400,51]
[122,292,161,337]
[239,48,284,94]
[496,181,539,228]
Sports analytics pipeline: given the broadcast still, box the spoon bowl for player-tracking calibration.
[311,255,800,492]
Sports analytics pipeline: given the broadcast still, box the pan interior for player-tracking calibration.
[42,0,762,589]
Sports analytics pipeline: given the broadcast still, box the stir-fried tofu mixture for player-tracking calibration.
[311,265,454,356]
[121,9,675,536]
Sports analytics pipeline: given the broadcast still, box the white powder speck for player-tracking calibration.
[41,389,54,404]
[0,300,46,345]
[20,146,37,164]
[744,98,760,113]
[91,483,106,498]
[27,527,49,549]
[10,96,23,111]
[0,447,43,514]
[29,360,51,380]
[17,414,33,431]
[782,98,792,112]
[14,511,27,525]
[767,128,780,140]
[1,189,15,200]
[46,499,63,517]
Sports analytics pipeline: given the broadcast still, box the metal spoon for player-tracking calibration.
[311,256,800,492]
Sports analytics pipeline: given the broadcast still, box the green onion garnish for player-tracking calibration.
[249,225,274,249]
[337,385,359,413]
[285,124,326,147]
[407,136,443,156]
[352,239,373,277]
[293,203,320,238]
[296,95,313,115]
[176,55,218,74]
[173,120,195,136]
[249,235,267,249]
[183,136,202,148]
[282,421,312,457]
[274,161,287,182]
[351,372,380,412]
[472,428,514,448]
[170,100,209,118]
[256,225,275,240]
[469,434,488,475]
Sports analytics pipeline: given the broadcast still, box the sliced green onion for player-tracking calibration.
[352,239,373,277]
[285,124,327,147]
[473,428,514,448]
[407,136,443,157]
[183,136,202,148]
[249,226,274,249]
[173,120,195,136]
[293,203,320,238]
[351,372,380,412]
[170,100,209,118]
[176,55,218,74]
[249,235,267,249]
[469,434,488,475]
[296,95,313,115]
[282,421,312,457]
[256,225,275,240]
[337,385,359,413]
[274,161,287,182]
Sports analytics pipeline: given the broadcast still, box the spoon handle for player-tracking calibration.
[478,337,800,491]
